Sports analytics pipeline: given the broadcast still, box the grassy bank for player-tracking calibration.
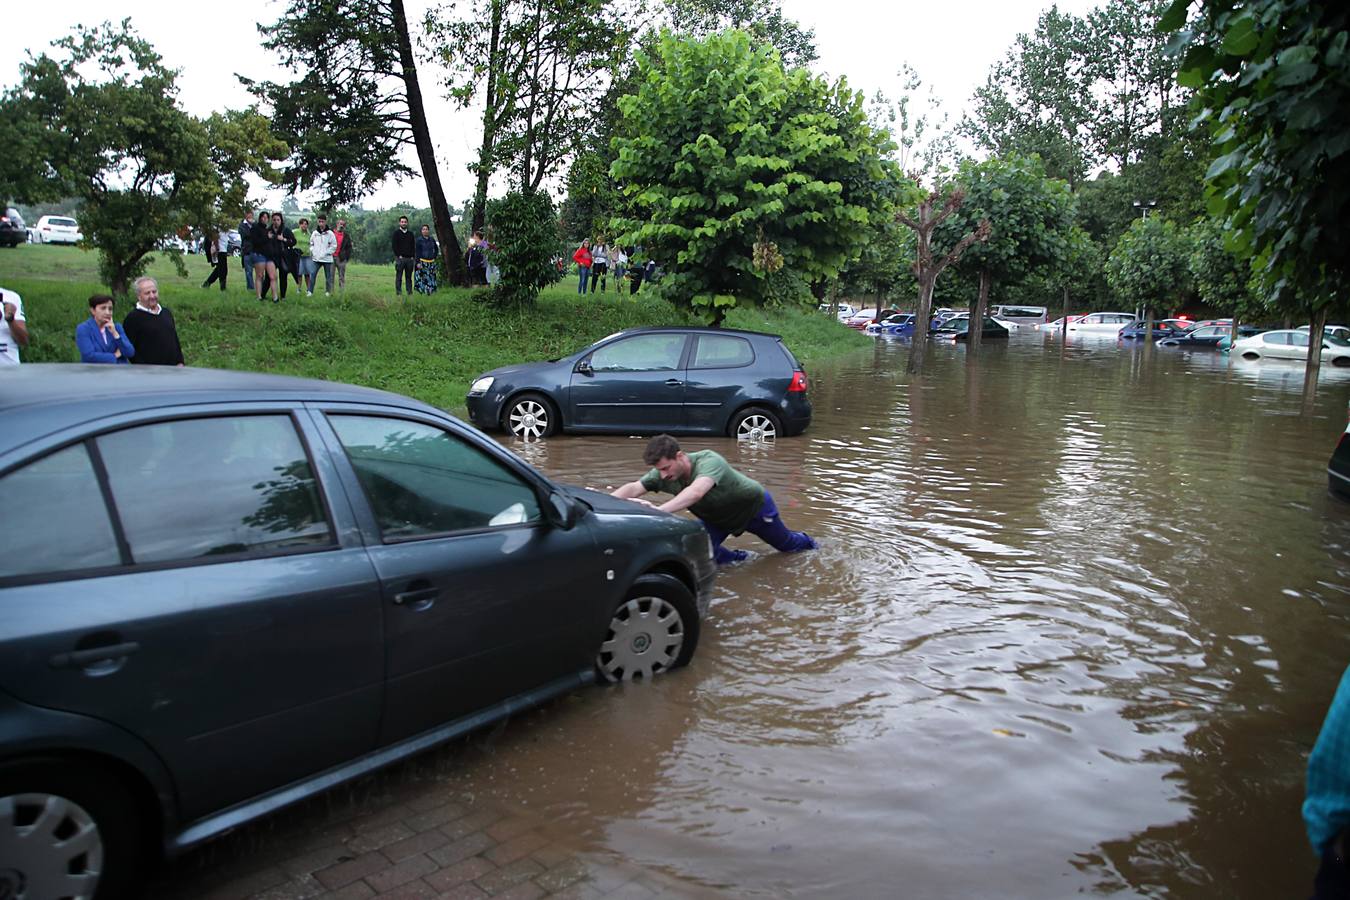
[0,244,869,412]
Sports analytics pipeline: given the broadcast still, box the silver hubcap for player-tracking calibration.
[598,595,685,682]
[507,400,550,440]
[0,793,103,900]
[736,414,777,441]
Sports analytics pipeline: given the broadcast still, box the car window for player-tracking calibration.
[589,334,686,372]
[97,416,332,564]
[1262,332,1289,345]
[1290,332,1311,347]
[330,416,541,539]
[691,334,754,369]
[52,218,77,227]
[1327,334,1350,347]
[0,443,121,579]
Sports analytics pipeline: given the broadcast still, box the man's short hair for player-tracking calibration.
[643,434,681,466]
[88,294,114,309]
[317,214,327,221]
[398,215,409,223]
[132,276,156,296]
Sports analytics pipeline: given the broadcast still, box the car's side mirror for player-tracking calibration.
[546,491,579,530]
[575,360,593,376]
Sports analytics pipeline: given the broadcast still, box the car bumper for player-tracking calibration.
[465,393,506,431]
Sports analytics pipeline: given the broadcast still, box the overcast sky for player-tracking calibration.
[8,0,1100,211]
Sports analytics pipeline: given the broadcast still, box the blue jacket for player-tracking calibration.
[76,316,135,364]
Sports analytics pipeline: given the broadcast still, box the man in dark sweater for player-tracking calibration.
[392,215,415,296]
[122,277,185,366]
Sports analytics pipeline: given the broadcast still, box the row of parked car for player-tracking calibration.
[0,207,82,247]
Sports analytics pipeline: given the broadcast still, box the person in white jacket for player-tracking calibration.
[308,215,339,295]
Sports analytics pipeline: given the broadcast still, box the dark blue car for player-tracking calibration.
[1157,323,1259,347]
[1118,319,1194,340]
[465,326,812,441]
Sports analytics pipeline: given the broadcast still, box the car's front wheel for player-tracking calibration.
[596,575,700,683]
[502,393,559,440]
[729,407,782,441]
[0,759,146,900]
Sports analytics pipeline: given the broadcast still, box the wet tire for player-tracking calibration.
[729,407,781,441]
[1242,352,1260,360]
[0,759,145,900]
[596,574,700,683]
[502,393,559,440]
[1333,357,1350,368]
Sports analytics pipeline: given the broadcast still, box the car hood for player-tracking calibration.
[561,484,676,521]
[481,359,564,380]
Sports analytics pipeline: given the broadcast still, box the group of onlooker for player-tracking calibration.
[572,239,654,295]
[392,215,443,295]
[231,209,356,301]
[73,277,185,366]
[465,231,496,286]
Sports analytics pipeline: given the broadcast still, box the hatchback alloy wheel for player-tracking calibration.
[734,412,778,441]
[0,792,103,900]
[506,397,552,440]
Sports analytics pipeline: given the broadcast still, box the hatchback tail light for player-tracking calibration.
[788,371,808,393]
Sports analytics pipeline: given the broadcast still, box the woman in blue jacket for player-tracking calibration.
[75,294,135,364]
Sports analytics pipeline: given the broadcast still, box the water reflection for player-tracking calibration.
[482,334,1350,897]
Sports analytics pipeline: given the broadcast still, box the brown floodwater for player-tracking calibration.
[440,332,1350,899]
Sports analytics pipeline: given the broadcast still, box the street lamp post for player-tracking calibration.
[1133,200,1158,219]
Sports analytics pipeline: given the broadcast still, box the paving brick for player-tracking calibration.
[528,844,573,868]
[423,856,496,893]
[365,854,438,893]
[404,802,470,833]
[473,858,544,895]
[372,879,439,900]
[349,803,418,834]
[427,831,496,867]
[484,831,550,867]
[597,882,656,899]
[251,876,327,900]
[405,788,465,813]
[329,882,377,900]
[485,816,535,842]
[349,823,418,854]
[492,882,545,900]
[315,852,394,890]
[382,828,451,862]
[545,885,604,900]
[279,843,351,878]
[440,810,501,841]
[197,865,289,899]
[432,884,489,900]
[533,859,590,894]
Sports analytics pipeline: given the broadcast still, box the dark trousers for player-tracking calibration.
[1313,839,1350,899]
[701,492,816,564]
[241,252,254,290]
[203,255,228,291]
[590,262,607,293]
[631,269,644,294]
[395,257,414,294]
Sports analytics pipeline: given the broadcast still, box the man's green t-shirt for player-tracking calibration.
[294,228,311,256]
[640,449,765,534]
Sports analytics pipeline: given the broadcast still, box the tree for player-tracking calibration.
[662,0,817,67]
[939,154,1075,349]
[202,109,289,222]
[0,21,226,295]
[871,65,959,183]
[896,188,991,375]
[610,31,899,326]
[1083,0,1177,171]
[1103,215,1192,334]
[485,190,560,308]
[1164,0,1350,373]
[249,0,468,285]
[431,0,634,234]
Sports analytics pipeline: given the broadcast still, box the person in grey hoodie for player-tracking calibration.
[308,215,338,295]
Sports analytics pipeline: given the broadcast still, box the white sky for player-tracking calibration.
[7,0,1101,211]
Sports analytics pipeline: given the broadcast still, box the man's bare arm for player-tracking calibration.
[611,481,649,500]
[658,476,715,514]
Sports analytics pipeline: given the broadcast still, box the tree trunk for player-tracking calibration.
[907,273,935,375]
[392,0,468,287]
[1061,284,1070,337]
[1229,311,1240,352]
[970,268,991,351]
[471,0,504,235]
[1307,305,1328,376]
[1145,305,1155,345]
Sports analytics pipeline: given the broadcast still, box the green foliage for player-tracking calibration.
[485,191,559,308]
[941,154,1076,290]
[1166,0,1350,306]
[560,152,620,244]
[0,20,223,296]
[1187,218,1261,315]
[203,109,288,221]
[610,30,899,326]
[1104,215,1193,310]
[662,0,817,67]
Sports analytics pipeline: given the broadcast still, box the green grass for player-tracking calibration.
[0,244,870,413]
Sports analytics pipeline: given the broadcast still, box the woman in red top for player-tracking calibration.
[572,239,592,294]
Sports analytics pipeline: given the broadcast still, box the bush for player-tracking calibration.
[485,191,557,308]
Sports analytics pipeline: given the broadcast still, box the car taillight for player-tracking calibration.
[788,371,808,393]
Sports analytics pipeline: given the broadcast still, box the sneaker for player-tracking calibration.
[306,290,313,297]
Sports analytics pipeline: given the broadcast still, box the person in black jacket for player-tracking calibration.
[239,210,256,292]
[267,212,296,302]
[252,212,278,302]
[392,215,415,296]
[122,278,184,366]
[334,218,355,290]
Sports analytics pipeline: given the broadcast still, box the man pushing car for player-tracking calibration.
[611,434,817,564]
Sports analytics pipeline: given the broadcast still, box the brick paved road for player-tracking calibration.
[145,749,713,900]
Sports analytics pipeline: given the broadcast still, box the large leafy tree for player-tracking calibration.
[0,21,255,295]
[1164,0,1350,369]
[1104,215,1193,330]
[662,0,817,66]
[610,30,898,326]
[248,0,467,285]
[940,154,1076,348]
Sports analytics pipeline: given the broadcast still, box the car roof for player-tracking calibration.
[0,364,431,457]
[611,325,784,340]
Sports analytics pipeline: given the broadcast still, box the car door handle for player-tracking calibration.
[665,379,683,386]
[393,586,439,609]
[49,642,141,670]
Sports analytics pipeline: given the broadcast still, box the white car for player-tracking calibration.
[34,215,82,245]
[1298,324,1350,341]
[1232,330,1350,365]
[819,302,858,323]
[1066,312,1137,334]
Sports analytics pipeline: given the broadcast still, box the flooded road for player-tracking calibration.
[147,332,1350,900]
[471,334,1350,899]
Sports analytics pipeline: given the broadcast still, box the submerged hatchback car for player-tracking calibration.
[466,326,812,441]
[0,365,715,898]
